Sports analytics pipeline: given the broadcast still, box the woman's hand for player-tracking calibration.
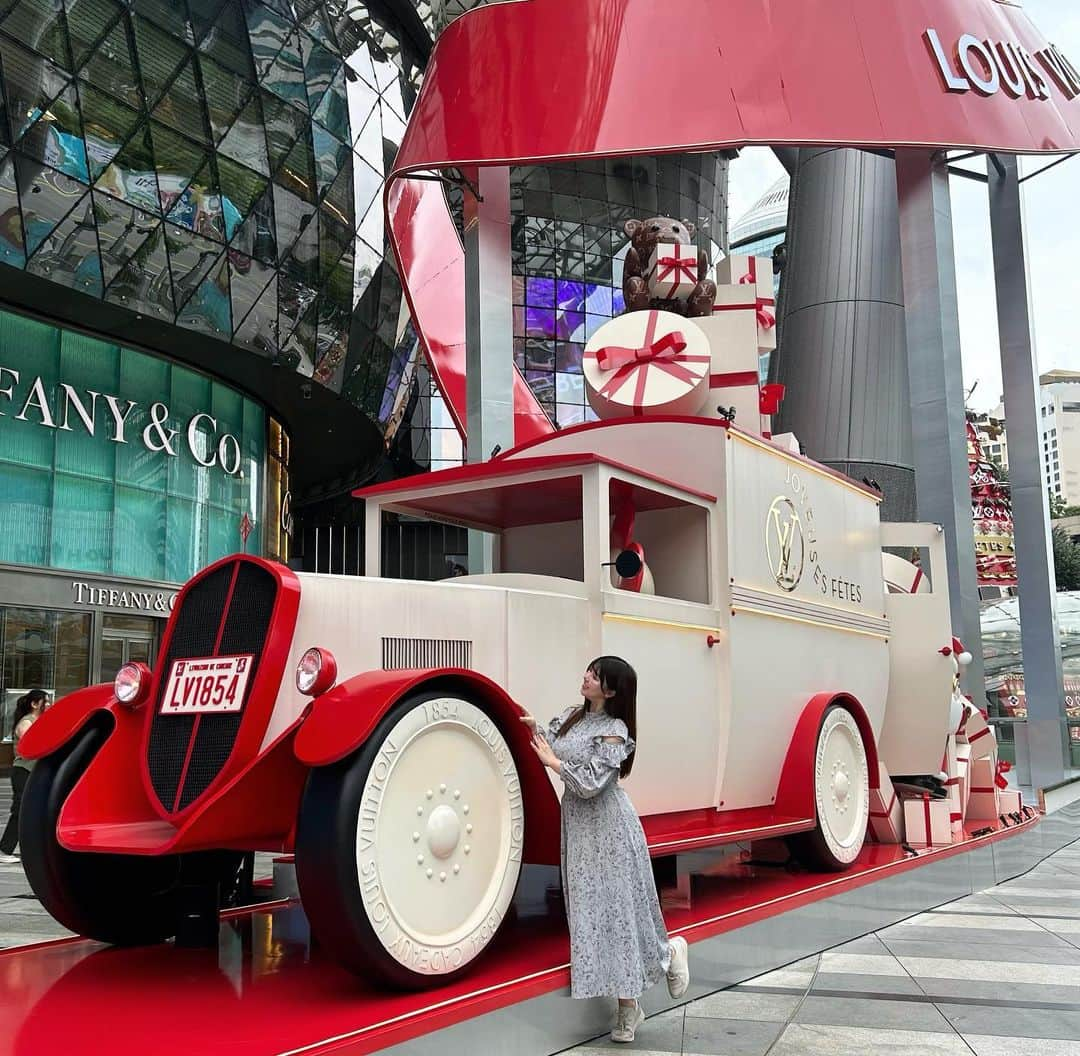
[530,732,560,772]
[519,712,538,732]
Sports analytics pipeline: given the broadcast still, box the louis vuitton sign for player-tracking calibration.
[926,27,1080,101]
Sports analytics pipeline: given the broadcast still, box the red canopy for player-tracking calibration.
[386,0,1080,447]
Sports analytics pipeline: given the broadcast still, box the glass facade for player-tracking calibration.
[0,307,265,580]
[0,0,425,437]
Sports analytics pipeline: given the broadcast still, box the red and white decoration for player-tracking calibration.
[869,760,905,843]
[903,793,953,847]
[647,242,699,302]
[716,254,777,352]
[957,703,996,762]
[583,310,711,418]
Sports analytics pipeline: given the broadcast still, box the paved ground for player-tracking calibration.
[4,776,1080,1055]
[566,841,1080,1056]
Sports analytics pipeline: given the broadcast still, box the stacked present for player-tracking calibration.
[957,702,1023,820]
[622,246,780,434]
[582,309,712,419]
[868,759,905,844]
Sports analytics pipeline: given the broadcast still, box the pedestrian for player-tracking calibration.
[0,689,48,864]
[521,656,689,1044]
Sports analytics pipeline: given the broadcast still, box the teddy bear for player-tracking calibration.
[621,216,716,318]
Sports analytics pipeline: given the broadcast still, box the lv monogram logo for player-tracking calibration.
[766,497,804,592]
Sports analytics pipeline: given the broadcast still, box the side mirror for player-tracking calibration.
[613,549,643,579]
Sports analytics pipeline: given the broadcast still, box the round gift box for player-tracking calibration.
[582,310,711,420]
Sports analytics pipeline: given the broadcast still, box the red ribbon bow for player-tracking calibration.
[739,258,777,331]
[995,759,1013,790]
[596,327,687,371]
[656,253,697,281]
[589,311,710,415]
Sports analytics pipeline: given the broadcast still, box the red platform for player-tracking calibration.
[0,817,1037,1056]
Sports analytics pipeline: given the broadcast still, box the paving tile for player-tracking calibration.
[938,1002,1080,1041]
[796,994,952,1033]
[1031,918,1080,934]
[681,1016,783,1056]
[767,1023,973,1055]
[880,925,1070,948]
[914,977,1080,1007]
[883,938,1080,965]
[818,951,908,976]
[898,912,1044,931]
[961,1036,1080,1056]
[807,971,924,996]
[898,955,1080,986]
[687,990,800,1022]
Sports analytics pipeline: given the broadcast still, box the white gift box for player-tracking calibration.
[715,254,776,351]
[966,756,1001,820]
[582,310,711,419]
[647,242,699,302]
[694,304,761,430]
[902,793,953,847]
[998,789,1023,815]
[942,735,964,825]
[958,706,996,761]
[956,741,973,819]
[869,760,905,844]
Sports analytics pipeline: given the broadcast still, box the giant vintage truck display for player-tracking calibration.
[18,416,957,987]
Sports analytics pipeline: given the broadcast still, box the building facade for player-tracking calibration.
[0,0,431,756]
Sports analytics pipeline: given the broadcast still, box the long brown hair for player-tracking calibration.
[13,689,46,727]
[557,656,638,777]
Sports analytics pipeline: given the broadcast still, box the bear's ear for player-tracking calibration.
[683,221,696,238]
[624,219,643,239]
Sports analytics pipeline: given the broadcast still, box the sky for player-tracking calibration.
[726,0,1079,414]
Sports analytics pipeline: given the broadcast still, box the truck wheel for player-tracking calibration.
[788,705,869,872]
[296,690,525,988]
[21,719,242,945]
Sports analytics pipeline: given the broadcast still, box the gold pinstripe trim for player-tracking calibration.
[603,612,722,636]
[731,605,889,640]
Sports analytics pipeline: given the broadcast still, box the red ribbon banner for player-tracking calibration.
[995,759,1013,790]
[590,311,710,415]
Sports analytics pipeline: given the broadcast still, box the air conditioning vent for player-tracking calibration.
[382,637,473,670]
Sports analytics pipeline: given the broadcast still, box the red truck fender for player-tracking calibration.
[293,667,562,865]
[18,684,123,760]
[774,692,880,820]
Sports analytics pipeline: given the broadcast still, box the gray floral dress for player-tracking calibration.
[546,706,671,999]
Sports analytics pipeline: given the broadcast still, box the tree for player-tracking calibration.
[1052,526,1080,591]
[1050,490,1068,519]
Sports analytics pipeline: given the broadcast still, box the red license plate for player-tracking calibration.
[160,655,254,715]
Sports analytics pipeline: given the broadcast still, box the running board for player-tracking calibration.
[643,806,815,855]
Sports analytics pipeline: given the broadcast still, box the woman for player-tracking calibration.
[0,689,47,864]
[521,656,689,1044]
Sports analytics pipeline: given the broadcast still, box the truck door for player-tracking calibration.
[877,523,957,776]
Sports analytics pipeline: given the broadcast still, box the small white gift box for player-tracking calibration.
[966,756,1001,820]
[582,310,711,419]
[647,243,699,302]
[902,793,953,847]
[869,761,905,844]
[958,706,996,761]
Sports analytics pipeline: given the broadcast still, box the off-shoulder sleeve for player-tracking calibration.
[546,706,578,741]
[560,727,635,801]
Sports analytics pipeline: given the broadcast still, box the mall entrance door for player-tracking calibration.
[100,615,158,685]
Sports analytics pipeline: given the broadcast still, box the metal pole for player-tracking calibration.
[463,166,515,574]
[987,152,1068,790]
[894,149,986,701]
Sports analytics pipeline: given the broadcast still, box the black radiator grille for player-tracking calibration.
[146,560,278,814]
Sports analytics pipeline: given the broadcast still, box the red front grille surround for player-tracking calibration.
[142,555,301,820]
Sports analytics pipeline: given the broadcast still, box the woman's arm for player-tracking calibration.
[531,733,630,800]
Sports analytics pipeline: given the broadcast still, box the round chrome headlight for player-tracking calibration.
[114,662,151,708]
[296,647,337,696]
